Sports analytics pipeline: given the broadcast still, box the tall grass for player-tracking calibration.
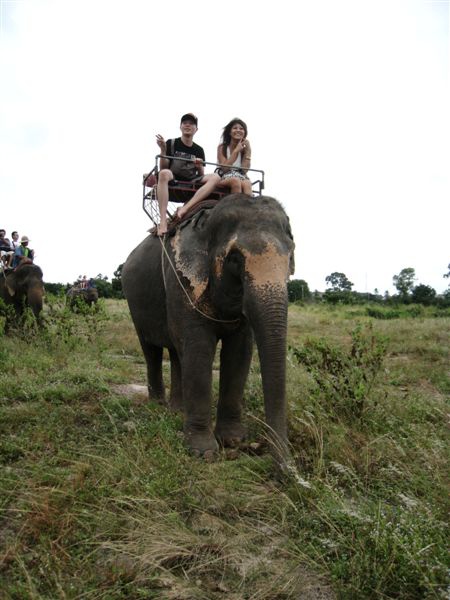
[0,301,448,598]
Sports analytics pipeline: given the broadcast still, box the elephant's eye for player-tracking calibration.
[225,250,244,277]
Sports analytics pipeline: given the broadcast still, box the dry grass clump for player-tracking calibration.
[93,482,335,600]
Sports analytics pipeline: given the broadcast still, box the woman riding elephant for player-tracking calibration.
[122,194,295,464]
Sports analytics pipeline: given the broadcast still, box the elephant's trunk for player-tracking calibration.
[27,286,44,317]
[244,285,289,460]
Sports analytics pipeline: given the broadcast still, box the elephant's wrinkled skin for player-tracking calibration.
[122,194,295,461]
[67,286,99,307]
[0,263,44,318]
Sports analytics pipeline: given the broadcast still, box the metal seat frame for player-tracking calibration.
[143,154,265,225]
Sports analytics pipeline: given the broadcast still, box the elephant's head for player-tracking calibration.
[5,263,44,317]
[83,287,99,305]
[67,286,99,307]
[172,195,295,455]
[206,196,295,316]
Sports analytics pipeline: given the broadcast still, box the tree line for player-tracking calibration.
[45,263,450,308]
[288,265,450,307]
[44,265,124,299]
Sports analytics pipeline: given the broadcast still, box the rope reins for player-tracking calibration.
[157,233,240,324]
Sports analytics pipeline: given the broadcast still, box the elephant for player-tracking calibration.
[0,262,44,318]
[122,194,295,463]
[66,286,99,307]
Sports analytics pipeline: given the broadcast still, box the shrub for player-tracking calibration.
[366,306,401,319]
[290,323,388,421]
[366,304,425,319]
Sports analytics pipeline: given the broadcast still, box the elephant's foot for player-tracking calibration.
[214,421,247,448]
[184,427,219,459]
[148,395,167,408]
[169,395,183,413]
[147,386,167,407]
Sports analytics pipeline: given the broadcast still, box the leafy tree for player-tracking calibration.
[440,288,450,307]
[393,268,416,300]
[411,284,436,306]
[112,263,124,298]
[325,272,353,292]
[44,282,67,296]
[352,291,383,304]
[92,274,113,298]
[287,279,311,302]
[444,263,450,282]
[324,272,353,304]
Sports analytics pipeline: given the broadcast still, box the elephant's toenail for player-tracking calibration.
[203,450,216,462]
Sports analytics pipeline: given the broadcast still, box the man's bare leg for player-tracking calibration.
[156,169,174,235]
[177,173,221,219]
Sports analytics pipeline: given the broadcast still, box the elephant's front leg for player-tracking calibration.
[215,326,253,447]
[181,332,218,456]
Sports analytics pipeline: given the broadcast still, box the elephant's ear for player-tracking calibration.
[289,253,295,277]
[171,221,209,300]
[5,274,17,296]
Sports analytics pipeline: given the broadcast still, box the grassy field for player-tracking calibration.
[0,299,448,599]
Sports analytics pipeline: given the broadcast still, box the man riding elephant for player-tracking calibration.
[12,235,35,269]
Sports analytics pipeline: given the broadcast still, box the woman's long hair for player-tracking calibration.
[221,118,248,150]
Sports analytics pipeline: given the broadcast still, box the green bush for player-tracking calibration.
[290,323,388,421]
[366,304,426,319]
[366,306,401,319]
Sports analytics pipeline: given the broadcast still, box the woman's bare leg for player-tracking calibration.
[177,173,221,219]
[217,177,242,194]
[242,179,253,196]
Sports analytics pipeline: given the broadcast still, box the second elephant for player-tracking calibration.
[67,286,99,307]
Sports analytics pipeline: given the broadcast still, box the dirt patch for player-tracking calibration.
[112,384,148,399]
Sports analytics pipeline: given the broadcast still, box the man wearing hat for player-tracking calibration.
[12,235,35,269]
[155,113,221,235]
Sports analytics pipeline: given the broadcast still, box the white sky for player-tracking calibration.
[1,0,449,293]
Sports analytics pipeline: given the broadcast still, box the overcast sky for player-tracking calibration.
[1,0,449,294]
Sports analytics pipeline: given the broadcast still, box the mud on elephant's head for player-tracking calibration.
[176,195,295,318]
[2,263,44,317]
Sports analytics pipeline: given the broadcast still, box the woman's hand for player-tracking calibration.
[241,139,251,157]
[235,139,246,154]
